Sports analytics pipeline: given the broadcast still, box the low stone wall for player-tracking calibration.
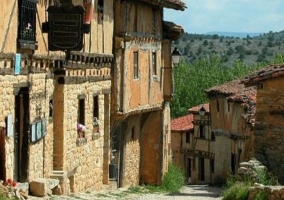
[248,185,284,200]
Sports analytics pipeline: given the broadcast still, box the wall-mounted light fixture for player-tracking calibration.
[172,48,181,66]
[199,106,206,116]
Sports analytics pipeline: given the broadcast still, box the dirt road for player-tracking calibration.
[134,185,223,200]
[28,185,223,200]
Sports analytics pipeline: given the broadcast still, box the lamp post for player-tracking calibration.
[172,48,181,66]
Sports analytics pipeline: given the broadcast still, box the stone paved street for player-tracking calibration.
[28,185,223,200]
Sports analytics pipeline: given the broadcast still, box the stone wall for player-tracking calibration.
[123,116,140,186]
[254,77,284,183]
[53,73,111,192]
[0,72,54,182]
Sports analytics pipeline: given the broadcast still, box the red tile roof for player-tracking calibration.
[241,64,284,86]
[171,114,194,132]
[188,103,210,114]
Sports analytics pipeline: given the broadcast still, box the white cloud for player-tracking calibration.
[164,0,284,34]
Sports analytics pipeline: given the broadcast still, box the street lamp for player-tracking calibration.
[199,106,206,117]
[172,48,181,66]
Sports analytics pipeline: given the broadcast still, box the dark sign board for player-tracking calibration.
[47,5,85,51]
[48,13,83,51]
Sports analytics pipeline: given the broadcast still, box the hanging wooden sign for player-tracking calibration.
[44,3,86,51]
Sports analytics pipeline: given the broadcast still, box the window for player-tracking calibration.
[185,132,190,143]
[134,52,139,79]
[152,52,157,75]
[211,132,215,141]
[210,159,215,173]
[77,97,85,138]
[131,127,135,140]
[49,99,53,118]
[18,0,37,49]
[216,100,220,112]
[227,101,230,112]
[78,98,85,125]
[199,125,205,139]
[98,0,104,24]
[93,95,99,119]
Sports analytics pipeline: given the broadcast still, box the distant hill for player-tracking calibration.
[205,31,263,38]
[175,30,284,67]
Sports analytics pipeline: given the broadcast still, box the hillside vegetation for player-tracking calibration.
[171,31,284,118]
[175,30,284,67]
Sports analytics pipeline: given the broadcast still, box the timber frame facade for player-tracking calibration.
[0,0,186,196]
[111,0,185,187]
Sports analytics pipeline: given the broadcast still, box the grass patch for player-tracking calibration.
[222,167,278,200]
[222,182,250,200]
[160,162,185,193]
[255,168,278,186]
[255,190,269,200]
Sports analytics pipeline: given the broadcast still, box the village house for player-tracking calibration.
[111,0,186,188]
[0,0,186,196]
[171,103,215,184]
[171,113,194,168]
[242,64,284,184]
[205,80,256,184]
[0,0,114,196]
[50,0,114,194]
[187,103,213,184]
[0,0,57,189]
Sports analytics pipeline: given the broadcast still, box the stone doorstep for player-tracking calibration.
[29,178,60,197]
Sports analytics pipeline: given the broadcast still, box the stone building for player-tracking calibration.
[0,0,57,185]
[205,80,256,184]
[111,0,186,188]
[50,0,114,194]
[0,0,114,195]
[242,64,284,184]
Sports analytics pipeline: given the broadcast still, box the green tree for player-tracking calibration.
[203,40,209,46]
[171,55,267,118]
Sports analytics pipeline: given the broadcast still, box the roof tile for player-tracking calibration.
[242,64,284,85]
[171,114,194,131]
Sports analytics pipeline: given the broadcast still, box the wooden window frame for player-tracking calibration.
[199,125,205,139]
[134,52,139,79]
[185,131,190,143]
[98,0,104,24]
[93,95,99,120]
[211,132,215,141]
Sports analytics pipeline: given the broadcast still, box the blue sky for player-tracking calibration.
[164,0,284,34]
